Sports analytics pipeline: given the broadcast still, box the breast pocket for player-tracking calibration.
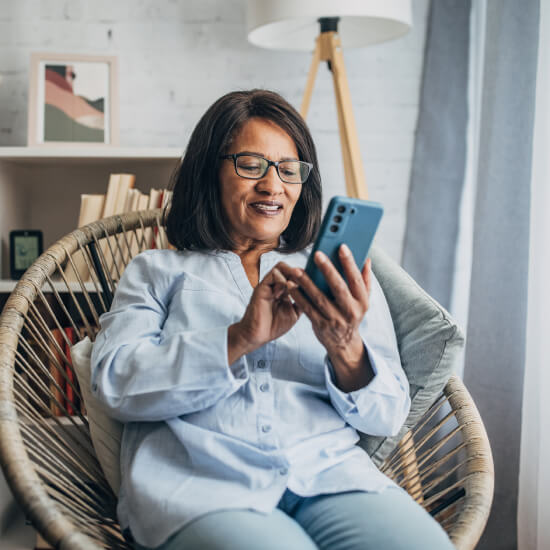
[167,286,243,331]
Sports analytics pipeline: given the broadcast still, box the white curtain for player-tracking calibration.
[518,1,550,548]
[443,1,539,546]
[449,0,486,379]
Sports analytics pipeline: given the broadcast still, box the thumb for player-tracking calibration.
[256,267,286,299]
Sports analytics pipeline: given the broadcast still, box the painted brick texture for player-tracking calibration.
[0,0,428,261]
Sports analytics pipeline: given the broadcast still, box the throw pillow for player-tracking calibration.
[71,337,123,495]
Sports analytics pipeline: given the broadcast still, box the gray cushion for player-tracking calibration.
[359,245,464,466]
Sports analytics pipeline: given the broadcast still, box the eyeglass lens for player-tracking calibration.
[235,155,308,184]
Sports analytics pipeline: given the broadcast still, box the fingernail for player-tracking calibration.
[341,244,351,255]
[315,251,326,262]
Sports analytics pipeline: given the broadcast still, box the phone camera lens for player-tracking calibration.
[337,205,346,213]
[333,215,342,223]
[329,225,339,233]
[350,208,356,214]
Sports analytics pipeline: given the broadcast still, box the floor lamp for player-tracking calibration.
[247,1,412,199]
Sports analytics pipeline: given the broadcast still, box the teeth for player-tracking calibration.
[253,204,280,211]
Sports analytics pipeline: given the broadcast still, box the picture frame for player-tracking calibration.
[27,52,119,146]
[9,230,43,280]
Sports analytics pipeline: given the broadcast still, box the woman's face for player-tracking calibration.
[219,117,303,252]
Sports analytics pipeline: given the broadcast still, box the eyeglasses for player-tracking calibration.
[220,153,313,184]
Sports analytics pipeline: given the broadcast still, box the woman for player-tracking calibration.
[91,89,454,550]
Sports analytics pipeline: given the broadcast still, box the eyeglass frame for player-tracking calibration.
[220,152,313,184]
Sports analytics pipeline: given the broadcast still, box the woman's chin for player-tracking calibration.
[247,221,286,239]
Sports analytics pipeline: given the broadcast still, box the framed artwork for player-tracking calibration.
[27,53,119,146]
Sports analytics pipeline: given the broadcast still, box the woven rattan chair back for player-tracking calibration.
[0,210,493,549]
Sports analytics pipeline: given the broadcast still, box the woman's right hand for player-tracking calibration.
[228,262,301,364]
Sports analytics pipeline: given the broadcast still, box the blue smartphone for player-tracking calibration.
[305,196,383,297]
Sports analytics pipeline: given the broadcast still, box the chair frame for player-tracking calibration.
[0,210,494,549]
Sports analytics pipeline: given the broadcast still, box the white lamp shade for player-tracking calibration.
[246,0,412,51]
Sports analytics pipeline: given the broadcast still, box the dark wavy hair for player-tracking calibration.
[164,89,322,253]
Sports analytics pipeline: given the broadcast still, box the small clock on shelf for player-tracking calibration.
[9,230,43,280]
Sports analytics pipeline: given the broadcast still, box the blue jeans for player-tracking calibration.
[133,487,455,550]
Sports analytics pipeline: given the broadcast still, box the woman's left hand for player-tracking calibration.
[278,244,374,391]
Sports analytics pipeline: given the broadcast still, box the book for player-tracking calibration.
[138,192,149,212]
[78,194,106,227]
[102,174,122,219]
[123,191,151,258]
[95,173,120,281]
[113,174,136,216]
[108,174,136,278]
[160,190,174,249]
[148,188,163,209]
[161,189,173,209]
[111,188,140,269]
[146,188,162,249]
[63,327,77,416]
[35,531,54,550]
[66,194,106,282]
[48,328,67,416]
[127,189,147,258]
[24,335,55,417]
[99,174,135,279]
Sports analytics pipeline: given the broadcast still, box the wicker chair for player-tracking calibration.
[0,210,493,549]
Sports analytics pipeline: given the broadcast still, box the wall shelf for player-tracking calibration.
[0,279,100,293]
[0,146,181,281]
[0,146,182,163]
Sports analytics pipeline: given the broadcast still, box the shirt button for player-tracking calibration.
[261,424,272,433]
[279,468,288,476]
[259,383,270,392]
[258,360,266,368]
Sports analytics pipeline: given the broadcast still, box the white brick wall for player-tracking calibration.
[0,0,429,261]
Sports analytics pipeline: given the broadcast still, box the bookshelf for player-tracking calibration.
[0,146,182,281]
[0,280,100,293]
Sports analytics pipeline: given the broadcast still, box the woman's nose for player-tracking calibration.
[256,165,284,194]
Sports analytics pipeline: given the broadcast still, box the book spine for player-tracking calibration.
[48,328,66,416]
[66,194,106,282]
[109,174,136,278]
[77,326,88,416]
[152,190,164,249]
[63,327,76,416]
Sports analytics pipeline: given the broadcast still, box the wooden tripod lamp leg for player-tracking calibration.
[320,34,355,197]
[300,31,368,199]
[300,38,322,119]
[327,33,368,199]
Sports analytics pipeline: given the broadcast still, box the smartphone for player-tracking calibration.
[305,196,383,297]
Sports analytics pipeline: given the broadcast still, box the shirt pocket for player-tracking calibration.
[167,285,243,331]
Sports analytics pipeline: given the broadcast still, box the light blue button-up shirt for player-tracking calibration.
[91,247,411,548]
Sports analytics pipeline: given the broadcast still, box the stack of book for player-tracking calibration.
[23,325,86,419]
[67,173,173,282]
[47,326,84,417]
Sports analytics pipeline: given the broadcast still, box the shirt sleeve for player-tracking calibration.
[324,272,411,437]
[90,252,249,423]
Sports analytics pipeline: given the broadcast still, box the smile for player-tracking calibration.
[250,202,283,216]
